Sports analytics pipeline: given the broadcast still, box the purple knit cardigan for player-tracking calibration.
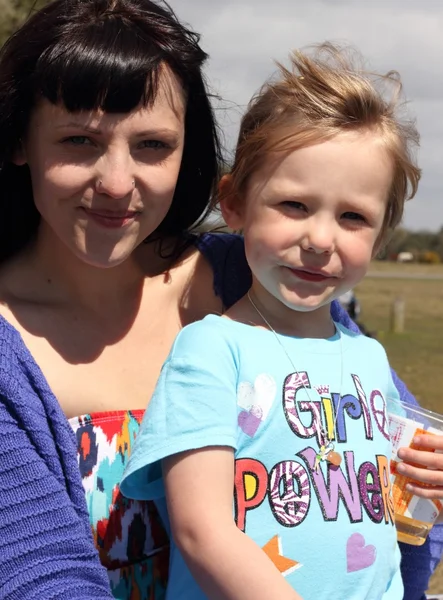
[0,315,113,598]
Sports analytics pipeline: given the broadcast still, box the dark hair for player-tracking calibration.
[0,0,222,263]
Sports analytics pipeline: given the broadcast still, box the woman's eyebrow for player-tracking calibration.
[55,122,102,134]
[55,123,180,139]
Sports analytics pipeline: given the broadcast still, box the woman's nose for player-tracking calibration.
[95,152,135,199]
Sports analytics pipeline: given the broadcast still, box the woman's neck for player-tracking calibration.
[19,223,171,316]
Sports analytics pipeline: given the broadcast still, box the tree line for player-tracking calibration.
[380,227,443,263]
[0,0,49,46]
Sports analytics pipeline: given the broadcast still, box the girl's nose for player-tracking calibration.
[300,220,335,255]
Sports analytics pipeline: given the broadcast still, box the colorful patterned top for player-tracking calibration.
[69,410,169,600]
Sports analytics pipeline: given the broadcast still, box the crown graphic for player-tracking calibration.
[314,385,330,395]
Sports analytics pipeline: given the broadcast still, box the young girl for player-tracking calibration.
[121,44,420,599]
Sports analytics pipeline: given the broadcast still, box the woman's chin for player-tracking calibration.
[72,243,138,270]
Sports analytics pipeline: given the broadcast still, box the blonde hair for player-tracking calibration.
[224,42,421,242]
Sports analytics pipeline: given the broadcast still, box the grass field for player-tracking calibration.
[367,261,443,277]
[356,261,443,594]
[357,262,443,407]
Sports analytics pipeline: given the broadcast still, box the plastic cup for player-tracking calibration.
[388,398,443,546]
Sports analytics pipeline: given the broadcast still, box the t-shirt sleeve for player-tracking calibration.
[367,340,402,414]
[386,366,402,411]
[121,318,239,500]
[332,299,420,410]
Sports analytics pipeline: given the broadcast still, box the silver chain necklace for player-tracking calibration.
[247,290,344,471]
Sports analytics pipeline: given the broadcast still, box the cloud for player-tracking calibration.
[174,0,443,231]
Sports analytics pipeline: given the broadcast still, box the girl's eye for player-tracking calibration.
[342,211,366,222]
[139,140,169,150]
[281,200,306,211]
[63,136,91,146]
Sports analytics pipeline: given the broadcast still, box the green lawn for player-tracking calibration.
[355,262,443,593]
[356,270,443,408]
[368,260,443,277]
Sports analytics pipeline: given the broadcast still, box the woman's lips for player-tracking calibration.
[80,207,140,229]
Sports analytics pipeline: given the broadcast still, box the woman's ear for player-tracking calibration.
[218,174,244,231]
[12,141,27,166]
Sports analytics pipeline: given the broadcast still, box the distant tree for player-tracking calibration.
[0,0,48,47]
[405,231,438,255]
[380,227,443,262]
[435,227,443,260]
[379,228,410,260]
[419,251,441,264]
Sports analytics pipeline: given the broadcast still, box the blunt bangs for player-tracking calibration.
[0,0,223,264]
[34,19,164,113]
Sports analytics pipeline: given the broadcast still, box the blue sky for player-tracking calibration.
[174,0,443,232]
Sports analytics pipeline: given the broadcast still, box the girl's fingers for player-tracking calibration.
[395,461,443,486]
[409,434,443,451]
[397,446,443,469]
[404,482,443,500]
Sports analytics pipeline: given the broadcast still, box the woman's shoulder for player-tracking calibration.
[194,231,245,266]
[194,232,251,308]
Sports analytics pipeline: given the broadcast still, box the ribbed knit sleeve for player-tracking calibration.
[0,317,113,599]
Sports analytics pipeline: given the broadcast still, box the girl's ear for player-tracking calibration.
[218,174,244,231]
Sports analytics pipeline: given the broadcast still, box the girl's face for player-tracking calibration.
[17,69,185,268]
[223,131,393,323]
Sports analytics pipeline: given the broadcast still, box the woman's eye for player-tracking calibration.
[63,136,91,146]
[139,140,169,150]
[342,211,366,222]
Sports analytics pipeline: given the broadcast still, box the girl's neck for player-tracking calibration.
[245,286,335,340]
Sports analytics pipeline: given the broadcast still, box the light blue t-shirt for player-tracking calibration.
[121,315,403,600]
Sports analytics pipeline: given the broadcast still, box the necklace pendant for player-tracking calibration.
[314,442,341,472]
[326,450,342,467]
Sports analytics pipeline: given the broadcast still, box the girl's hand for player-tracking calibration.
[397,434,443,499]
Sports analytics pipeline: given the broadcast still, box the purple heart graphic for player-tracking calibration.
[346,533,376,573]
[238,410,261,437]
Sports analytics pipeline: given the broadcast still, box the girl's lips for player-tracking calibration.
[289,268,333,282]
[80,207,140,229]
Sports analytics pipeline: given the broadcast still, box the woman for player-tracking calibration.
[0,0,441,598]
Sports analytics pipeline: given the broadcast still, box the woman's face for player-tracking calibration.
[18,69,186,268]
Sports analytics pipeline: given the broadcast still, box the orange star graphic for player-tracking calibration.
[262,535,301,577]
